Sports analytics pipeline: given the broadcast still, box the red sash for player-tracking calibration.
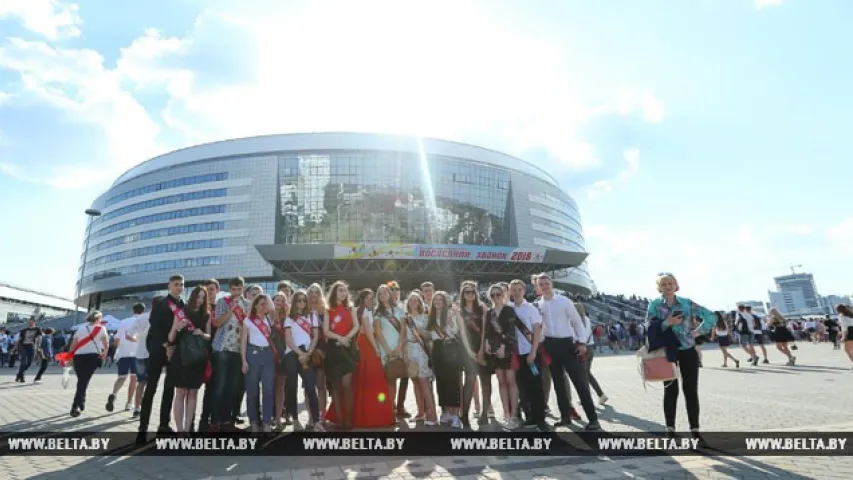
[249,315,277,358]
[167,300,190,327]
[294,314,315,337]
[55,325,103,364]
[225,296,247,325]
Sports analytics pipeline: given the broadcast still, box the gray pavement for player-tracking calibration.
[1,342,851,479]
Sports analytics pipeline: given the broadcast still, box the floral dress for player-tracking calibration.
[405,313,432,379]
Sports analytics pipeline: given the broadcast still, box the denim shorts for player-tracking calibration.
[135,358,148,382]
[117,357,137,376]
[739,333,754,345]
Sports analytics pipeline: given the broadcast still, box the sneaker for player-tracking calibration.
[735,359,740,369]
[487,406,496,419]
[70,407,81,418]
[105,394,116,412]
[125,403,133,411]
[293,420,303,431]
[536,423,551,432]
[791,356,796,365]
[439,412,452,424]
[584,422,602,431]
[450,416,463,429]
[752,357,759,367]
[33,378,42,383]
[598,395,609,405]
[132,409,140,419]
[762,359,769,364]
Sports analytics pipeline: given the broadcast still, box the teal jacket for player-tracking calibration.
[645,296,716,351]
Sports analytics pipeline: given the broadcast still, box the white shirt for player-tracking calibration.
[246,316,272,347]
[127,313,150,359]
[582,317,595,345]
[73,324,109,356]
[839,315,853,329]
[512,300,541,355]
[538,294,586,340]
[114,318,138,359]
[284,313,318,353]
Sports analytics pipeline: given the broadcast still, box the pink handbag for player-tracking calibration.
[637,345,679,386]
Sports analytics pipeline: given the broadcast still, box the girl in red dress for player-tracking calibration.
[328,289,395,429]
[322,281,360,430]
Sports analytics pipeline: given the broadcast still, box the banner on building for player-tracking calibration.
[334,243,546,263]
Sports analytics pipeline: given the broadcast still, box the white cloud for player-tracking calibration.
[0,37,164,188]
[0,0,82,40]
[109,5,662,172]
[587,148,641,199]
[754,0,783,9]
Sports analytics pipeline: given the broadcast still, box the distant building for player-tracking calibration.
[768,290,809,316]
[0,282,78,325]
[822,294,852,314]
[771,272,822,315]
[737,300,767,315]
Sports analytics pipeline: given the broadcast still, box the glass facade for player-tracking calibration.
[91,256,222,282]
[90,221,226,253]
[86,239,225,268]
[95,188,227,223]
[92,205,227,238]
[276,152,514,246]
[104,172,228,207]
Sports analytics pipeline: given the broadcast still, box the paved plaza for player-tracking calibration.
[1,342,851,479]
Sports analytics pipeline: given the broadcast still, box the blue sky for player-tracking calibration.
[1,0,850,309]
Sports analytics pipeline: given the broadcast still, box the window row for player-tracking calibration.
[93,205,227,238]
[97,188,228,223]
[87,239,225,269]
[91,222,227,253]
[529,205,583,229]
[90,256,223,282]
[105,172,228,207]
[531,219,585,240]
[529,192,576,213]
[534,231,585,250]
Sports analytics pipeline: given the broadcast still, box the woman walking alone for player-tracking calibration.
[766,308,796,366]
[710,312,739,368]
[64,311,109,417]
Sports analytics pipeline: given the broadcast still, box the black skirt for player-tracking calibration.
[773,326,795,343]
[846,327,853,342]
[718,335,731,347]
[324,340,359,381]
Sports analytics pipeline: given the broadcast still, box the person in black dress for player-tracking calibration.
[482,284,519,429]
[459,280,488,428]
[167,286,211,433]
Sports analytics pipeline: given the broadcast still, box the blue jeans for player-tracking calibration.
[16,345,34,379]
[245,345,275,426]
[211,350,242,425]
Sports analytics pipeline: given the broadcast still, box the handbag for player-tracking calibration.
[384,353,410,380]
[636,345,679,387]
[271,326,289,367]
[181,333,208,367]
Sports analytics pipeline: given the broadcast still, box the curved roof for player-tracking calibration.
[0,282,77,311]
[113,132,560,188]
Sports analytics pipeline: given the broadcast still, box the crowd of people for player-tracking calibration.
[11,271,853,446]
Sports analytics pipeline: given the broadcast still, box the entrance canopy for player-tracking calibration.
[255,243,588,291]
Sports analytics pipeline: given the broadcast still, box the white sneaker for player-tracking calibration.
[450,416,463,429]
[599,395,609,405]
[439,412,452,424]
[125,403,133,411]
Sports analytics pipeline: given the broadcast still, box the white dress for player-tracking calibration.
[405,313,433,379]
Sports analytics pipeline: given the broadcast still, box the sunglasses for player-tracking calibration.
[463,290,475,295]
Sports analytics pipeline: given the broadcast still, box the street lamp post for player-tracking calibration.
[75,208,102,324]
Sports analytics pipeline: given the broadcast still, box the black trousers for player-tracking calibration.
[396,377,409,410]
[138,346,175,432]
[585,348,604,397]
[663,347,701,430]
[544,337,597,424]
[72,354,100,410]
[516,356,546,425]
[35,356,49,380]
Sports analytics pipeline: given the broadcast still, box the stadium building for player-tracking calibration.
[76,133,593,311]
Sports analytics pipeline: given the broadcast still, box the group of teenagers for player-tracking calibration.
[63,270,798,444]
